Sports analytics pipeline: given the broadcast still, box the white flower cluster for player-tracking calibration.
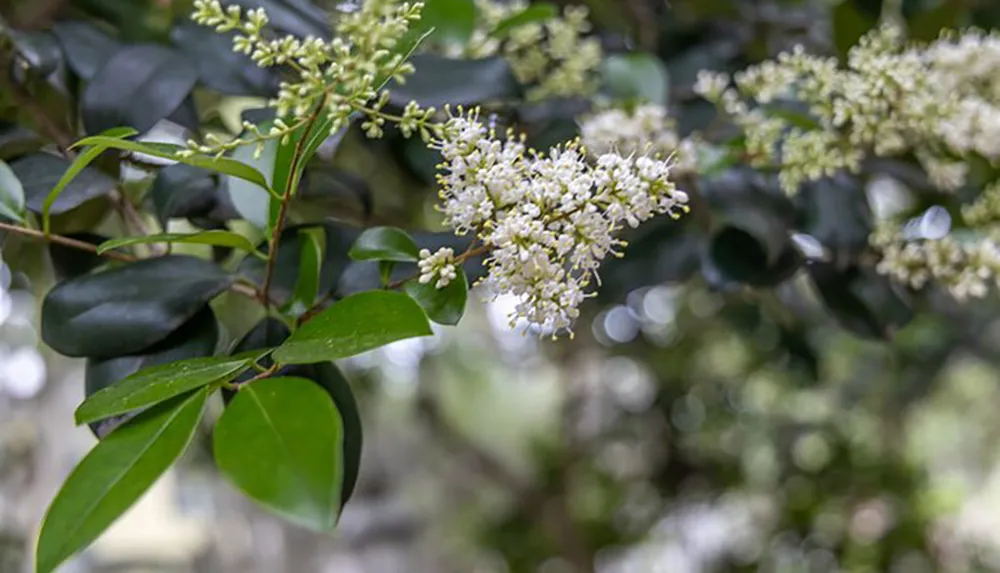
[871,227,1000,301]
[189,0,422,154]
[695,26,1000,195]
[421,109,688,334]
[417,247,457,288]
[579,104,703,176]
[450,0,603,102]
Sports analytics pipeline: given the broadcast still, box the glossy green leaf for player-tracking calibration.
[224,318,363,506]
[273,290,432,364]
[349,227,420,262]
[70,136,272,194]
[228,135,278,230]
[76,351,263,426]
[34,127,136,233]
[84,307,219,438]
[148,164,219,226]
[35,388,209,573]
[404,268,468,326]
[601,53,670,106]
[96,230,263,258]
[284,227,325,317]
[0,160,25,222]
[491,3,557,37]
[214,376,344,531]
[82,45,199,135]
[41,255,234,357]
[238,222,355,304]
[14,152,117,224]
[49,233,109,281]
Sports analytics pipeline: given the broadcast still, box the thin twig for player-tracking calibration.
[260,99,328,308]
[0,221,262,301]
[0,220,135,261]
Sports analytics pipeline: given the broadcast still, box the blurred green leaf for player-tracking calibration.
[418,0,476,45]
[390,54,519,107]
[82,45,199,135]
[491,3,558,38]
[601,53,670,106]
[51,21,120,81]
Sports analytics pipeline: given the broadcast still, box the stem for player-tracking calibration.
[259,99,328,309]
[0,221,263,301]
[0,221,136,262]
[386,243,490,290]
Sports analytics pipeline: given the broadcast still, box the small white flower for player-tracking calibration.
[418,248,458,289]
[430,108,688,335]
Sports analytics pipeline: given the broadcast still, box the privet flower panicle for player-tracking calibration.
[696,26,1000,195]
[871,226,1000,301]
[579,104,704,176]
[418,247,457,289]
[451,0,603,101]
[428,108,688,335]
[188,0,426,156]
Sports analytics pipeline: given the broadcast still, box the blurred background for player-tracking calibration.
[5,0,1000,571]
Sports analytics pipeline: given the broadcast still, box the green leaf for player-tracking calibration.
[349,227,420,262]
[224,318,364,507]
[170,21,278,96]
[13,152,117,223]
[214,376,344,531]
[272,290,432,364]
[9,30,63,77]
[41,255,234,357]
[0,159,25,222]
[69,136,272,194]
[85,307,219,438]
[237,222,354,304]
[808,262,914,339]
[75,352,262,426]
[491,3,557,38]
[832,0,876,61]
[404,268,468,326]
[35,388,209,573]
[228,135,278,230]
[601,53,670,106]
[82,44,199,135]
[389,54,519,108]
[96,230,263,258]
[283,226,325,317]
[33,127,135,233]
[417,0,476,45]
[149,164,219,226]
[51,21,121,81]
